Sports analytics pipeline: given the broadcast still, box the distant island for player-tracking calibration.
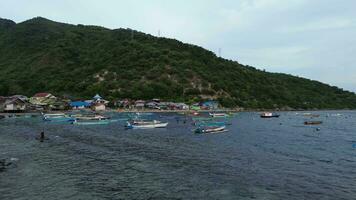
[0,17,356,109]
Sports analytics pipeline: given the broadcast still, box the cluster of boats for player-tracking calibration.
[2,111,328,133]
[192,112,233,134]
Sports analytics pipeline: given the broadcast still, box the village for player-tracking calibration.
[0,92,221,113]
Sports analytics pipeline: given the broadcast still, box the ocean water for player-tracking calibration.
[0,111,355,200]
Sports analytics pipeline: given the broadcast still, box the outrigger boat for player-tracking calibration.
[72,120,110,125]
[73,114,109,121]
[126,120,168,129]
[260,112,280,118]
[194,125,227,134]
[42,113,75,122]
[209,113,231,118]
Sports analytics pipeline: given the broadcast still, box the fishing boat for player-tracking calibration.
[304,121,323,125]
[42,113,75,122]
[72,120,110,125]
[209,113,230,118]
[260,112,280,118]
[126,120,168,129]
[74,114,109,121]
[194,125,227,134]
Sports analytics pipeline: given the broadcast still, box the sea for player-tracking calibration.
[0,111,355,200]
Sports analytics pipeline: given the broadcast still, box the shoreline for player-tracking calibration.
[0,109,354,116]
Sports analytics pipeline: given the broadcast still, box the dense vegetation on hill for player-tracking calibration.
[0,17,356,109]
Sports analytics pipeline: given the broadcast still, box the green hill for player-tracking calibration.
[0,17,355,109]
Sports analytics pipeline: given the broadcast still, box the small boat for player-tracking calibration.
[0,115,4,120]
[260,112,280,118]
[74,114,109,121]
[42,113,75,122]
[72,120,110,125]
[304,121,323,125]
[126,120,168,129]
[194,125,227,134]
[209,113,230,118]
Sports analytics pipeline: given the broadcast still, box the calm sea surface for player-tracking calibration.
[0,111,355,200]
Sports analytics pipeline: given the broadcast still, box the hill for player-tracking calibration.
[0,17,355,109]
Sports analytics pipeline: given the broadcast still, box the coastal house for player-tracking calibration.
[135,100,145,110]
[29,93,57,106]
[145,101,158,109]
[115,99,131,109]
[3,97,27,112]
[201,100,219,110]
[91,94,109,111]
[70,101,91,109]
[11,95,29,102]
[175,103,189,110]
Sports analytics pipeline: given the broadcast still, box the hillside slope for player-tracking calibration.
[0,17,355,109]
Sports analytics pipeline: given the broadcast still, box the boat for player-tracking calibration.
[194,125,227,134]
[0,115,4,120]
[42,113,75,122]
[72,120,110,125]
[73,114,109,121]
[260,112,280,118]
[209,113,230,118]
[126,120,168,129]
[304,121,323,125]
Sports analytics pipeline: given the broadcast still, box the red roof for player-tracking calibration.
[33,93,50,97]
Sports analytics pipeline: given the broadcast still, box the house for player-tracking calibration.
[3,98,27,112]
[50,99,70,111]
[145,101,158,109]
[70,101,91,109]
[30,93,57,106]
[135,100,145,110]
[115,99,131,109]
[176,103,189,110]
[201,100,219,110]
[11,95,29,102]
[91,94,109,111]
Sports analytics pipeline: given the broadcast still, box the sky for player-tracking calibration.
[1,0,356,92]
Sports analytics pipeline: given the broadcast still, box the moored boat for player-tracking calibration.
[42,113,75,122]
[194,125,227,134]
[73,114,109,121]
[72,120,110,125]
[209,113,230,118]
[126,120,168,129]
[260,112,280,118]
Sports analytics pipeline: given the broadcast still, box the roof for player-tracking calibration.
[93,94,102,100]
[70,101,91,107]
[33,93,51,98]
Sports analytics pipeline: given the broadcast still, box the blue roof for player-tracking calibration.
[70,101,91,107]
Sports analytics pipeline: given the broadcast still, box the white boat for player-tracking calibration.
[42,113,74,122]
[209,113,230,118]
[74,114,109,121]
[195,125,227,134]
[260,112,280,118]
[72,120,110,125]
[126,120,168,129]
